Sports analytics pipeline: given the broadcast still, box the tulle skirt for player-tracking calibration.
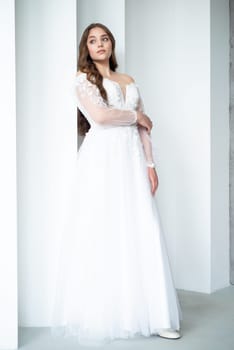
[50,124,182,347]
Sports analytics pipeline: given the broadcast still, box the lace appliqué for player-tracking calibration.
[75,74,108,108]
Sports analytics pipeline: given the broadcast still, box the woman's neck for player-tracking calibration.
[94,61,113,78]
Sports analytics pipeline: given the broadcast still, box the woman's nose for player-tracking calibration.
[97,40,103,47]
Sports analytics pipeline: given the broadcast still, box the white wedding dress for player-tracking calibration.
[50,72,183,347]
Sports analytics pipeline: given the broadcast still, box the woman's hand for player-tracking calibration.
[136,111,153,133]
[148,167,159,195]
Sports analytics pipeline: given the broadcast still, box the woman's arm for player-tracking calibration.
[137,125,155,167]
[136,86,158,195]
[75,74,137,126]
[136,87,156,168]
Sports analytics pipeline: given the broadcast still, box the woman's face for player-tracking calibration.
[86,27,112,63]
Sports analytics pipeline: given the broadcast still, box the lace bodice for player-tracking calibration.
[74,72,155,167]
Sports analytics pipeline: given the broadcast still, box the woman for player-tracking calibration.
[50,23,183,347]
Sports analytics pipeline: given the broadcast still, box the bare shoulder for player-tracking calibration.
[111,71,135,84]
[119,72,135,84]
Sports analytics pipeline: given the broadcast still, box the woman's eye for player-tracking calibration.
[89,39,95,44]
[103,37,109,41]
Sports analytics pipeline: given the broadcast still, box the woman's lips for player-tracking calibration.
[97,50,105,54]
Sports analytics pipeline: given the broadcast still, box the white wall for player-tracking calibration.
[174,0,211,292]
[0,1,18,348]
[126,0,179,282]
[126,0,229,293]
[16,0,77,326]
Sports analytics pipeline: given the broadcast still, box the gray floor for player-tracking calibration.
[19,285,234,350]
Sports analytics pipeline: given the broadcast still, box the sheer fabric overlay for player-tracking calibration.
[75,73,138,125]
[74,73,157,167]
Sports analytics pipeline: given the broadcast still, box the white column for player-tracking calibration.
[77,0,125,71]
[0,0,18,348]
[76,0,126,156]
[16,0,77,326]
[210,0,230,291]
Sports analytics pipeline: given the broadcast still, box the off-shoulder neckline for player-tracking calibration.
[76,72,136,86]
[76,72,137,103]
[103,78,136,102]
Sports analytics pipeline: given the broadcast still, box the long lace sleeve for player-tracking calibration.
[136,86,156,168]
[74,74,137,126]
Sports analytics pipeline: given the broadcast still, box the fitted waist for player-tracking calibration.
[86,124,138,134]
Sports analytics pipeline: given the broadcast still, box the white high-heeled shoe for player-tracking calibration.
[157,329,181,339]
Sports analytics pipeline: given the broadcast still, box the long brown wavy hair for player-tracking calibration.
[77,23,118,136]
